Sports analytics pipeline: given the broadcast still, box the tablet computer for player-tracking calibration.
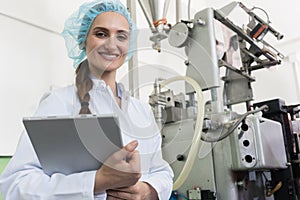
[23,114,123,176]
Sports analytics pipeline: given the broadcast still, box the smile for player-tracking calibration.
[98,52,121,61]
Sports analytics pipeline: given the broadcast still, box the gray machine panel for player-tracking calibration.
[230,115,287,170]
[185,8,220,92]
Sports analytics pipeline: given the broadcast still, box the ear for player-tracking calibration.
[79,41,86,50]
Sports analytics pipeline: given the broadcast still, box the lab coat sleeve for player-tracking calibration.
[0,90,99,200]
[142,105,174,200]
[142,137,174,200]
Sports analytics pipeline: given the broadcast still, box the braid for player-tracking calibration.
[75,59,93,114]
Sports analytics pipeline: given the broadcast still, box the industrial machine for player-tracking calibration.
[137,1,300,199]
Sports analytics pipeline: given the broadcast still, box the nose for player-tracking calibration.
[104,36,118,51]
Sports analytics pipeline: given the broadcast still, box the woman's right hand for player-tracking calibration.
[94,140,141,193]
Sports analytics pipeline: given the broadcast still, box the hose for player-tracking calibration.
[160,76,204,190]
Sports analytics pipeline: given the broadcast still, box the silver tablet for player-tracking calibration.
[23,114,123,175]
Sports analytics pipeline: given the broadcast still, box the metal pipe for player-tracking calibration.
[176,0,182,23]
[210,88,218,102]
[137,0,154,29]
[188,0,192,20]
[163,0,171,19]
[127,0,140,98]
[0,12,60,36]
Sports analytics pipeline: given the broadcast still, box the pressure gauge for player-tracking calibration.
[168,22,189,48]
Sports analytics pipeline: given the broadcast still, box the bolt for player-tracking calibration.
[197,18,206,25]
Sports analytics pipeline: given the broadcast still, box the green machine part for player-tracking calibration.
[0,156,11,200]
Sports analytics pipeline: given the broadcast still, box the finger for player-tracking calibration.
[107,190,133,199]
[124,150,136,161]
[106,194,123,200]
[124,140,138,152]
[120,141,138,160]
[108,185,136,193]
[109,140,138,162]
[127,150,141,173]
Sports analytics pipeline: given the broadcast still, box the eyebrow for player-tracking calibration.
[92,27,129,35]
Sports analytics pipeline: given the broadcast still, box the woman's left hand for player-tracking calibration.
[106,181,158,200]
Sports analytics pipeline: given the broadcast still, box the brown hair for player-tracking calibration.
[75,59,93,114]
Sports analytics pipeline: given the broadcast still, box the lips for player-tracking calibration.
[98,52,121,61]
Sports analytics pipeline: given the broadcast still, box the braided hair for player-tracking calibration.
[75,59,93,114]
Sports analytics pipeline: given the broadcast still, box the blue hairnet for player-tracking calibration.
[61,0,137,68]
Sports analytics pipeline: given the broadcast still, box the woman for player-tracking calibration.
[0,0,173,199]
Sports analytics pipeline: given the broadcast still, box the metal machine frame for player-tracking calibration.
[137,1,300,199]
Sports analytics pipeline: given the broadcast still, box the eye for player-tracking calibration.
[95,31,108,38]
[116,33,129,41]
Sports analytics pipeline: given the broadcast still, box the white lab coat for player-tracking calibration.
[0,78,174,200]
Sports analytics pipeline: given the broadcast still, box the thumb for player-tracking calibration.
[105,140,139,165]
[114,140,138,161]
[124,140,138,152]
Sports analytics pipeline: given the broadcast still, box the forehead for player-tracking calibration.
[90,11,130,31]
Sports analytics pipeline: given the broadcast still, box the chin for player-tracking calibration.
[94,62,122,73]
[105,58,126,69]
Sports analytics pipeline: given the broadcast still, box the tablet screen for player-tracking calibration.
[23,114,123,175]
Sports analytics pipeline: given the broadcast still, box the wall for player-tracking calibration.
[0,3,74,155]
[1,0,300,155]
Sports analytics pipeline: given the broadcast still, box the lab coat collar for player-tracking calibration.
[88,74,130,107]
[89,74,123,99]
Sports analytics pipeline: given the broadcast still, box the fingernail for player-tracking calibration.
[131,140,138,147]
[125,140,138,152]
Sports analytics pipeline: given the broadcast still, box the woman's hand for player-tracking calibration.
[106,181,159,200]
[94,140,141,193]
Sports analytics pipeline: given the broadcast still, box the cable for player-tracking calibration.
[201,105,268,142]
[262,171,270,181]
[251,6,270,24]
[0,12,60,36]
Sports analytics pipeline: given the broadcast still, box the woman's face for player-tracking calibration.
[85,11,130,77]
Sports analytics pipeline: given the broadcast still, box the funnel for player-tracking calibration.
[138,0,170,28]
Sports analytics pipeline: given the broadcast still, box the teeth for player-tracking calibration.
[102,53,118,58]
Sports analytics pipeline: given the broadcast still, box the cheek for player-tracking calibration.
[118,41,130,54]
[85,39,104,54]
